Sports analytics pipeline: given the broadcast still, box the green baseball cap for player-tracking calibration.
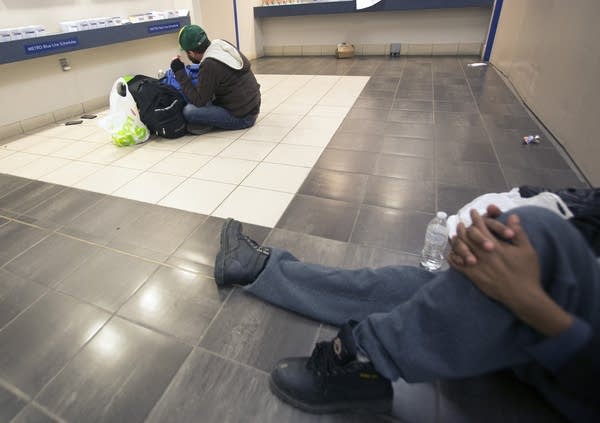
[178,25,209,51]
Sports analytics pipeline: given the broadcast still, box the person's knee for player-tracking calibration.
[498,206,567,227]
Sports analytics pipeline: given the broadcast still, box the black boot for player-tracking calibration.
[270,322,393,414]
[214,218,270,286]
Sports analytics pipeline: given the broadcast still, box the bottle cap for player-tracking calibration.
[436,211,447,219]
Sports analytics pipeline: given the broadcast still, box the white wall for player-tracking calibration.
[259,7,491,47]
[491,0,600,185]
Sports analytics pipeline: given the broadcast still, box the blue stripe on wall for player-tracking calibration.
[483,0,503,61]
[233,0,240,49]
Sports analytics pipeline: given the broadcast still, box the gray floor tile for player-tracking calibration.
[0,222,48,266]
[391,99,432,111]
[380,137,434,158]
[388,110,434,124]
[264,228,348,267]
[4,233,98,288]
[436,162,508,192]
[59,196,151,245]
[199,289,320,372]
[391,379,437,423]
[169,216,270,276]
[365,77,400,91]
[0,291,110,397]
[364,176,435,212]
[56,248,158,312]
[345,107,389,121]
[437,184,489,215]
[342,244,421,269]
[436,140,498,164]
[374,155,434,180]
[434,101,478,113]
[315,149,379,174]
[327,132,384,152]
[0,384,27,422]
[299,168,369,204]
[351,206,432,254]
[0,269,47,329]
[36,317,191,423]
[107,205,206,262]
[384,122,434,139]
[277,195,359,242]
[435,112,483,127]
[0,174,30,198]
[0,181,65,217]
[146,348,391,423]
[434,124,490,144]
[338,118,386,136]
[494,143,571,170]
[119,266,227,344]
[10,404,60,423]
[438,372,566,423]
[503,167,587,190]
[353,97,394,110]
[18,188,103,230]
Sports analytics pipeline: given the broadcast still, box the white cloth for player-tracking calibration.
[201,39,243,70]
[446,188,574,238]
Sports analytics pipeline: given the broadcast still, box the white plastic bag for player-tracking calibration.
[98,77,149,147]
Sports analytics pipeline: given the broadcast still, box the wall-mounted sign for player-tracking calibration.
[356,0,383,10]
[147,22,181,34]
[24,37,79,55]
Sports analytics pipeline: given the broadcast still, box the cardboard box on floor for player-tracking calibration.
[335,43,355,59]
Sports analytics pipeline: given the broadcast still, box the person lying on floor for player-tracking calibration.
[213,205,599,422]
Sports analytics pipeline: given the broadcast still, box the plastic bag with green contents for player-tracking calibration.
[98,77,149,146]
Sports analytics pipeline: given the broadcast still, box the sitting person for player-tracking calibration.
[213,205,599,422]
[170,24,261,135]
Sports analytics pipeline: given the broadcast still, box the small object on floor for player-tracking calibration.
[65,120,83,125]
[467,62,488,67]
[522,134,541,145]
[335,43,355,59]
[81,114,97,119]
[186,123,213,136]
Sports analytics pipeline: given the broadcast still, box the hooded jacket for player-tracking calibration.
[174,39,261,118]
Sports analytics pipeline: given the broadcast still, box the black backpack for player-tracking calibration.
[127,75,187,139]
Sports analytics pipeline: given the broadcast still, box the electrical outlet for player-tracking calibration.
[59,57,71,71]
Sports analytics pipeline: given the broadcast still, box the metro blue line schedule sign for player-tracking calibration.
[148,22,180,34]
[24,37,79,55]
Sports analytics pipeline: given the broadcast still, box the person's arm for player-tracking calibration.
[170,57,217,107]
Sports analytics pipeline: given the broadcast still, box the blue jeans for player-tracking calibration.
[183,102,257,130]
[244,207,600,419]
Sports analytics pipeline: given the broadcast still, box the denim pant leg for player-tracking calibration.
[245,206,600,383]
[183,103,257,130]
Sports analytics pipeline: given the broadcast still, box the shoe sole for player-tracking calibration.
[214,218,240,286]
[269,376,392,415]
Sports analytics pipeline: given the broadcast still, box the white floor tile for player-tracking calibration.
[0,152,40,173]
[255,113,303,128]
[49,141,101,159]
[295,116,344,133]
[307,105,352,118]
[219,140,276,161]
[40,161,105,186]
[11,156,70,179]
[272,102,313,116]
[23,138,73,155]
[264,144,323,167]
[0,149,14,160]
[2,134,47,151]
[281,127,335,148]
[143,137,192,152]
[149,152,212,177]
[112,148,172,170]
[82,129,112,144]
[159,179,235,215]
[74,165,142,194]
[209,128,249,140]
[178,137,233,156]
[56,124,101,140]
[30,125,69,138]
[213,186,293,227]
[192,157,258,185]
[113,171,185,203]
[242,162,310,193]
[239,125,291,143]
[79,144,135,165]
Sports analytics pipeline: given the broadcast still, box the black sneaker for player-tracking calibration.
[186,123,213,135]
[214,218,270,287]
[269,323,393,414]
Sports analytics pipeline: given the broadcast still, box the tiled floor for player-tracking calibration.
[0,56,585,423]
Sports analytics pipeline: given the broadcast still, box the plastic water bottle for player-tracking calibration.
[420,211,448,271]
